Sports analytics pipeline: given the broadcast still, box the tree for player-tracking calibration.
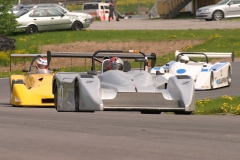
[0,0,18,35]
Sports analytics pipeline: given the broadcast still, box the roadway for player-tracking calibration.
[0,62,239,160]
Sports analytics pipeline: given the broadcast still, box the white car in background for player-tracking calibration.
[196,0,240,21]
[19,3,93,25]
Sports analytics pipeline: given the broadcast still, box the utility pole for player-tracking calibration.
[138,0,140,14]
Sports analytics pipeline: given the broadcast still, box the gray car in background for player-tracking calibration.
[23,3,93,23]
[16,8,89,34]
[196,0,240,21]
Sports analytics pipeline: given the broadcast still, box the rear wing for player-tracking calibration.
[175,50,234,62]
[10,50,156,71]
[47,50,156,70]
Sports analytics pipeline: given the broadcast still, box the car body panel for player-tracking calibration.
[151,50,233,90]
[50,50,195,113]
[10,74,54,106]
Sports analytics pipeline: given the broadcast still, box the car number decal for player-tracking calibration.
[216,77,228,85]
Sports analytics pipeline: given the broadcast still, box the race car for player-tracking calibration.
[151,50,233,90]
[50,50,195,115]
[9,54,58,107]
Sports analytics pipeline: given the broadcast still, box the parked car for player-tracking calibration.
[16,7,90,34]
[196,0,240,21]
[21,3,93,23]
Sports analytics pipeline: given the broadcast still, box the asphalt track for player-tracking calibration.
[0,19,240,160]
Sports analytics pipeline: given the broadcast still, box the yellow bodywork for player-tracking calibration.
[9,73,54,107]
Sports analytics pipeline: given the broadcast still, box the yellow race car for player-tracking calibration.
[9,53,57,107]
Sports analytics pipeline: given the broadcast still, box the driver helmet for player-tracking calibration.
[180,55,189,64]
[36,57,48,73]
[107,57,124,71]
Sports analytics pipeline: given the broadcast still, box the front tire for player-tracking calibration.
[227,67,232,87]
[72,22,82,31]
[26,25,38,34]
[74,82,80,111]
[53,82,58,111]
[210,72,214,89]
[213,10,224,21]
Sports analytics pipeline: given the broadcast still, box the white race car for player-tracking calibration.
[151,50,233,90]
[49,50,195,115]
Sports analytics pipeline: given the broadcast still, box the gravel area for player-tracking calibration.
[88,18,240,30]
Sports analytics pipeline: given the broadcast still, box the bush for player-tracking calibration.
[0,0,19,35]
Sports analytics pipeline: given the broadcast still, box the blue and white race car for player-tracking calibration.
[151,50,233,90]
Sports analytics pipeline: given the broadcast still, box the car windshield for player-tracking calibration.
[217,0,230,5]
[83,4,99,10]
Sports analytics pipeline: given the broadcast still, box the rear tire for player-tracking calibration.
[72,22,82,31]
[74,82,80,111]
[26,25,38,34]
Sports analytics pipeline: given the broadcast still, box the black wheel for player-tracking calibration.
[210,72,214,89]
[141,111,161,114]
[174,111,192,115]
[53,83,58,111]
[72,22,82,31]
[26,25,38,34]
[74,82,80,111]
[227,67,232,87]
[213,10,224,21]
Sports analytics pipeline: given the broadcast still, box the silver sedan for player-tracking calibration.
[16,8,90,34]
[196,0,240,21]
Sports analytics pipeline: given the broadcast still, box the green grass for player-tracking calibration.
[194,95,240,115]
[5,29,240,67]
[9,29,240,53]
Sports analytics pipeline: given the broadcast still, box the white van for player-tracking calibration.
[82,2,110,21]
